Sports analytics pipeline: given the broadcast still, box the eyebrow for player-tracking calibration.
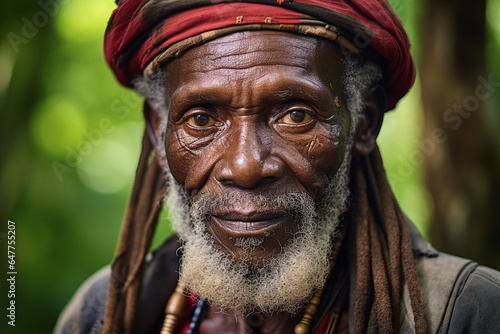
[168,74,332,116]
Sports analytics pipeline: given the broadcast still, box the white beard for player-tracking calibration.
[164,157,351,315]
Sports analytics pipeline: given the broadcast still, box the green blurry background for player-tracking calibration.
[0,0,499,333]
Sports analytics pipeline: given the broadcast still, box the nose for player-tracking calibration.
[215,124,283,189]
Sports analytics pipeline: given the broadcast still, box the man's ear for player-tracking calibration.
[352,86,386,155]
[143,99,161,148]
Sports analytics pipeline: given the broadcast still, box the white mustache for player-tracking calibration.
[190,191,316,221]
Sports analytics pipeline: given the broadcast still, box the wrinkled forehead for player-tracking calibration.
[177,30,342,67]
[162,30,346,96]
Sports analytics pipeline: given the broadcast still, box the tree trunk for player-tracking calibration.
[420,0,500,269]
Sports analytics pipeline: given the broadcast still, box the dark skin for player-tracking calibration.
[146,30,385,333]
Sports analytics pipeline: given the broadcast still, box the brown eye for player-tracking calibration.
[186,113,215,127]
[281,110,312,124]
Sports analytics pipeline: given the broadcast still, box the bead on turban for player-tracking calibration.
[104,0,416,110]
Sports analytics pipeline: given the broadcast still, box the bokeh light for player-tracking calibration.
[0,1,498,333]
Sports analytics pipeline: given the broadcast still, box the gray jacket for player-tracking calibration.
[55,221,500,333]
[401,221,500,333]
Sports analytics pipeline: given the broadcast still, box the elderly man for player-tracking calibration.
[56,1,500,333]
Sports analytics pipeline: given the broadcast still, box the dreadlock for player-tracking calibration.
[351,148,426,333]
[102,102,168,334]
[101,51,427,334]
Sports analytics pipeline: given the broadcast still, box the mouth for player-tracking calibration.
[207,209,299,263]
[211,211,295,236]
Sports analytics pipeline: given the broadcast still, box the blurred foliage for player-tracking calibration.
[0,0,498,333]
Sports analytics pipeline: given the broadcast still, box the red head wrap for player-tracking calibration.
[104,0,415,110]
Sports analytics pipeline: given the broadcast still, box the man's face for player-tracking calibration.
[163,30,350,263]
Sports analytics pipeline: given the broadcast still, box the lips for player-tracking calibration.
[211,211,295,236]
[207,209,298,263]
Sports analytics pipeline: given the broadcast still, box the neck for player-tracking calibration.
[199,306,303,334]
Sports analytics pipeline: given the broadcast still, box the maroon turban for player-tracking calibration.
[104,0,416,110]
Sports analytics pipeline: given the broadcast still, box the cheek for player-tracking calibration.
[306,123,347,174]
[280,123,347,176]
[165,127,195,184]
[165,125,225,194]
